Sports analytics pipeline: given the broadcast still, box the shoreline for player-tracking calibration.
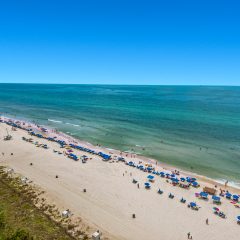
[1,114,239,192]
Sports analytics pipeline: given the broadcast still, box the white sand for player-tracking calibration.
[0,121,239,240]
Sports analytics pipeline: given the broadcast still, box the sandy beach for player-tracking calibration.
[0,118,239,240]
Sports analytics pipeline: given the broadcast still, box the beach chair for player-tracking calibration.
[132,179,138,184]
[158,189,163,194]
[180,198,186,203]
[168,193,174,199]
[218,211,226,218]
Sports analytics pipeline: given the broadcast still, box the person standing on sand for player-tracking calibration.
[206,218,209,225]
[187,232,190,239]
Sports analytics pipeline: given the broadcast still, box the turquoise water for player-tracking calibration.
[0,84,240,184]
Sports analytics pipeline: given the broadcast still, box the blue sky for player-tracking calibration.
[0,0,239,85]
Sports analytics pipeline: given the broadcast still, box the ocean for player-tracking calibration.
[0,84,240,185]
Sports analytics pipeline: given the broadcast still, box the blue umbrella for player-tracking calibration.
[226,192,232,198]
[212,196,221,202]
[144,182,151,188]
[232,195,239,200]
[147,175,154,180]
[192,182,199,187]
[200,192,208,198]
[186,177,191,182]
[237,216,240,221]
[190,202,196,207]
[180,177,185,182]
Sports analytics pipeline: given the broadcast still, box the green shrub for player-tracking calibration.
[0,211,5,229]
[7,229,33,240]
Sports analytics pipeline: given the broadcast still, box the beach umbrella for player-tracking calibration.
[232,195,239,200]
[225,192,232,198]
[192,181,199,186]
[144,182,151,188]
[212,196,220,201]
[200,192,208,198]
[170,174,175,177]
[180,177,186,182]
[190,202,196,207]
[171,177,179,182]
[147,175,154,180]
[213,207,219,211]
[186,177,191,182]
[237,216,240,221]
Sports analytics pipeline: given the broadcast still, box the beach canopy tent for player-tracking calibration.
[203,187,216,195]
[98,152,111,160]
[212,196,221,202]
[200,192,209,199]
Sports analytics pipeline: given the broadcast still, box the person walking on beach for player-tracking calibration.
[187,232,190,239]
[206,218,209,225]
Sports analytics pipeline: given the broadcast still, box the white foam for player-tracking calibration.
[65,122,80,127]
[215,178,240,189]
[48,119,62,123]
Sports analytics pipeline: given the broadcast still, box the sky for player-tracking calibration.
[0,0,239,85]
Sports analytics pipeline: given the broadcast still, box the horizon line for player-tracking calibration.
[0,82,240,87]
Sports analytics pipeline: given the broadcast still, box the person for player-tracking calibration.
[137,183,139,189]
[187,232,191,239]
[206,218,209,225]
